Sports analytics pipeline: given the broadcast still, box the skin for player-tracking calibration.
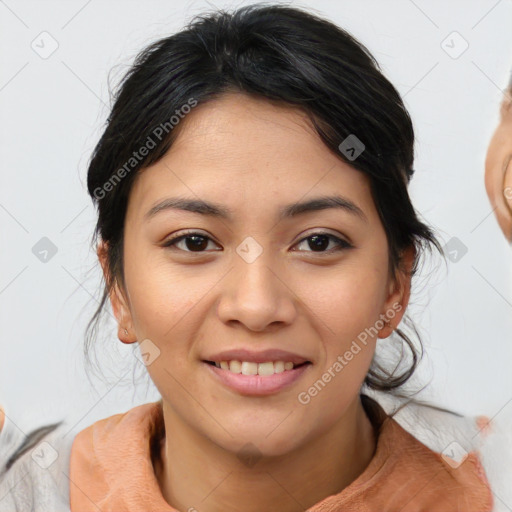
[485,85,512,243]
[98,92,414,512]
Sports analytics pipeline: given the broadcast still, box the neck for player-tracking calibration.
[154,395,378,512]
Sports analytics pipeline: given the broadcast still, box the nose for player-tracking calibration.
[217,250,297,332]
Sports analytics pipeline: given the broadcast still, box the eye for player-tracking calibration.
[162,231,220,253]
[293,232,353,254]
[162,230,352,254]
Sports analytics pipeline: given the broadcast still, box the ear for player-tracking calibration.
[377,245,415,339]
[97,240,136,344]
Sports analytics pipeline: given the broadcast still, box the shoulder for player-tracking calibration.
[0,405,75,512]
[374,393,512,511]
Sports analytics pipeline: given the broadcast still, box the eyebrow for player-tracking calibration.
[144,195,368,223]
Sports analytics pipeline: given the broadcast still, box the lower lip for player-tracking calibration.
[203,362,311,396]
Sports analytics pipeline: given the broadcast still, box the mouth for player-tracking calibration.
[201,359,312,395]
[203,360,311,373]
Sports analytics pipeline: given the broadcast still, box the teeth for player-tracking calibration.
[274,361,285,373]
[228,360,241,373]
[213,360,300,375]
[241,361,258,375]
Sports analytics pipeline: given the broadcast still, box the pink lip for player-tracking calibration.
[203,348,311,365]
[203,361,311,396]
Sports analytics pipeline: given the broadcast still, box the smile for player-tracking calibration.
[205,360,309,375]
[202,360,312,395]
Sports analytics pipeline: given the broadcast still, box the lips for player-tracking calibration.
[203,359,312,395]
[202,348,311,365]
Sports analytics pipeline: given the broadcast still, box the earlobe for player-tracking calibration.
[111,281,137,344]
[110,281,136,344]
[378,245,415,339]
[117,323,136,344]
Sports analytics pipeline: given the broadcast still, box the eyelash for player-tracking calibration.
[162,230,353,255]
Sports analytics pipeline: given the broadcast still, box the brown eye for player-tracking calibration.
[163,232,219,252]
[294,232,353,253]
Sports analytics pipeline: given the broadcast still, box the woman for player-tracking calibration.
[0,4,507,511]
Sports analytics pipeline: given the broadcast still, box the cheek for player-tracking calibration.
[295,271,383,428]
[123,244,215,336]
[302,262,385,372]
[309,257,387,333]
[326,276,382,321]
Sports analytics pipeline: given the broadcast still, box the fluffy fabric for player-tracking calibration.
[0,411,75,511]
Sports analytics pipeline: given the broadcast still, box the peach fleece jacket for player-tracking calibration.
[1,395,508,511]
[68,398,493,511]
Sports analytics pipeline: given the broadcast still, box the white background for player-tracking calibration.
[1,0,511,435]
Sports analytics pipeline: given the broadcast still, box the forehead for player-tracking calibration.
[127,92,374,223]
[166,92,331,166]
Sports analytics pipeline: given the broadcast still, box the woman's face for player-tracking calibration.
[102,92,410,456]
[485,87,512,242]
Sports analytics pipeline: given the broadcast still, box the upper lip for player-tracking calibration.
[203,349,311,365]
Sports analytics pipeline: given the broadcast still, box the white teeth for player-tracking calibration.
[274,361,285,373]
[213,360,302,375]
[229,361,241,373]
[241,361,258,375]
